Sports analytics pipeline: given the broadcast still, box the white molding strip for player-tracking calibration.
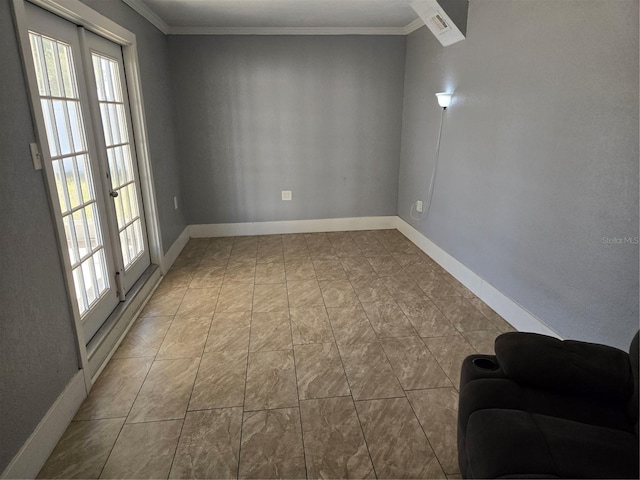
[168,26,408,35]
[190,216,397,238]
[161,226,190,273]
[121,0,170,34]
[1,371,87,479]
[403,17,425,35]
[396,217,561,338]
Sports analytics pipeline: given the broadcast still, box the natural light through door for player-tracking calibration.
[92,53,145,270]
[29,32,110,317]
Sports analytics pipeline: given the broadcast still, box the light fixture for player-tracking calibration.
[435,92,453,109]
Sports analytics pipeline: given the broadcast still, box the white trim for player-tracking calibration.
[168,26,408,35]
[396,217,561,338]
[121,0,169,34]
[161,226,190,272]
[403,17,425,34]
[190,216,397,238]
[1,371,87,479]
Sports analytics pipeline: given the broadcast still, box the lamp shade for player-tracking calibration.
[435,92,453,108]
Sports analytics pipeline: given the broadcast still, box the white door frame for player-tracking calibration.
[11,0,164,393]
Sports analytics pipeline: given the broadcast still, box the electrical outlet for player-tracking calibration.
[174,196,178,210]
[416,200,423,213]
[282,190,292,201]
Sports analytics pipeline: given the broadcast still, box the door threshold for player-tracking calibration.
[86,264,161,380]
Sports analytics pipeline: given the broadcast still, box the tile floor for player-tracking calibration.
[38,230,515,479]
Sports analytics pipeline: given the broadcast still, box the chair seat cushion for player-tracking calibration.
[465,409,639,479]
[459,377,634,434]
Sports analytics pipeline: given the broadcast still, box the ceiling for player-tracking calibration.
[122,0,426,35]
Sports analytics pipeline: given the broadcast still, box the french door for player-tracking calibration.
[25,2,150,343]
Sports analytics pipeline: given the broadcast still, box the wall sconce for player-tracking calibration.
[435,92,453,109]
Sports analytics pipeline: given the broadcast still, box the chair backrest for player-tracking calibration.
[628,331,639,435]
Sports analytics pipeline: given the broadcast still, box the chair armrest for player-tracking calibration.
[494,332,633,400]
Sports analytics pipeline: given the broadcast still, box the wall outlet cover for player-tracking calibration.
[282,190,292,201]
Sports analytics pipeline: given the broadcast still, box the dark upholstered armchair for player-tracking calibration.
[457,331,639,479]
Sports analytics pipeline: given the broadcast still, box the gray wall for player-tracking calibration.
[0,1,79,471]
[80,0,187,253]
[0,1,185,472]
[168,35,406,224]
[398,0,639,349]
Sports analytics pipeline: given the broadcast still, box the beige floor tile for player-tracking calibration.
[361,302,417,338]
[417,276,462,299]
[160,267,195,289]
[392,254,424,267]
[312,259,347,281]
[337,342,404,400]
[299,397,374,479]
[403,262,437,282]
[239,408,306,479]
[382,274,429,303]
[37,418,124,479]
[252,283,289,312]
[319,280,360,307]
[432,297,496,332]
[294,343,350,399]
[257,244,284,264]
[189,350,247,410]
[467,297,516,332]
[340,256,377,279]
[189,265,226,288]
[407,388,460,474]
[285,260,316,281]
[100,420,182,479]
[224,262,256,283]
[366,256,403,276]
[175,288,218,318]
[308,245,337,260]
[127,358,199,423]
[330,239,363,258]
[205,311,251,353]
[286,280,324,307]
[398,301,458,337]
[290,306,334,344]
[423,335,477,389]
[75,357,153,420]
[156,316,211,360]
[350,276,396,304]
[244,350,298,410]
[140,287,186,317]
[255,263,286,284]
[326,306,377,345]
[355,397,445,479]
[112,316,172,359]
[217,283,255,312]
[200,249,231,267]
[380,336,452,390]
[249,311,292,352]
[462,329,501,354]
[170,408,243,479]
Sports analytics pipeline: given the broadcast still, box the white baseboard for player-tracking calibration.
[396,217,561,338]
[1,371,87,479]
[161,226,190,273]
[189,216,397,238]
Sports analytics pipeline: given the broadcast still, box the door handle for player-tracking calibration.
[109,191,119,197]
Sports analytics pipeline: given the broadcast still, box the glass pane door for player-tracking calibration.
[84,31,151,292]
[26,3,119,341]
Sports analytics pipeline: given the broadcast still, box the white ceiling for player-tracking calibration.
[122,0,426,35]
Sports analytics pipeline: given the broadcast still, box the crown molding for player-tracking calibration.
[121,0,424,37]
[167,26,409,35]
[403,17,425,34]
[121,0,170,34]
